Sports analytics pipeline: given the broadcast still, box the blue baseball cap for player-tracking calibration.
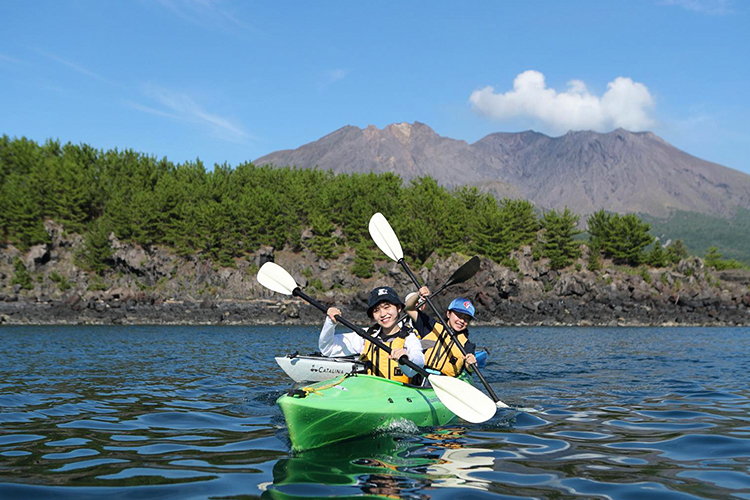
[367,286,404,318]
[448,298,475,319]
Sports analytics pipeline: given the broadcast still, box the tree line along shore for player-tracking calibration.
[1,136,749,326]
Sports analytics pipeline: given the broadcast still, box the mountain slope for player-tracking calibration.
[473,129,750,217]
[255,122,492,185]
[254,123,750,218]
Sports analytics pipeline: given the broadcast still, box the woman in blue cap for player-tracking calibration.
[406,286,477,378]
[319,286,425,383]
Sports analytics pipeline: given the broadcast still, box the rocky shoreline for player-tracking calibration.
[1,222,749,327]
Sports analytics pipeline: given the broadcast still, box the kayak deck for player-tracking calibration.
[277,374,457,452]
[274,353,367,383]
[275,349,488,383]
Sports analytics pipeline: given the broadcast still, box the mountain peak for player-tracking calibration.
[385,122,414,142]
[253,121,750,219]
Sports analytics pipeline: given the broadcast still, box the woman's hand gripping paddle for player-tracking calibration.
[368,213,509,409]
[257,261,497,423]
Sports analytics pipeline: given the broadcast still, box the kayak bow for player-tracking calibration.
[277,374,458,452]
[275,354,367,383]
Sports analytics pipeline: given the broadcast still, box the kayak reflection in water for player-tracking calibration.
[319,286,425,383]
[406,286,478,378]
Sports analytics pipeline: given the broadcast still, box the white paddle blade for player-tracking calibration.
[429,375,497,423]
[257,262,298,296]
[368,212,403,262]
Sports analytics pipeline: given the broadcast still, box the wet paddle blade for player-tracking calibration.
[429,375,497,423]
[257,262,298,296]
[368,212,403,262]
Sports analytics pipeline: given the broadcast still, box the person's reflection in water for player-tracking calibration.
[360,474,429,500]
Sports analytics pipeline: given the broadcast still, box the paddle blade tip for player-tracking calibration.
[429,375,497,423]
[368,212,403,261]
[257,262,298,296]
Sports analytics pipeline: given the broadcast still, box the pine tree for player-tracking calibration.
[666,239,689,264]
[587,209,612,254]
[78,218,114,275]
[587,247,602,271]
[473,208,511,262]
[351,238,376,278]
[308,213,340,260]
[587,211,653,266]
[11,258,34,290]
[646,243,667,267]
[1,172,49,250]
[502,199,539,250]
[609,214,653,265]
[540,208,582,269]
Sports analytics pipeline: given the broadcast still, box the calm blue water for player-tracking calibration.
[1,325,749,500]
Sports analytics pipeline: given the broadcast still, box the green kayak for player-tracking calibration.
[277,374,458,452]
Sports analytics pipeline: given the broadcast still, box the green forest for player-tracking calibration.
[642,209,750,266]
[1,135,745,278]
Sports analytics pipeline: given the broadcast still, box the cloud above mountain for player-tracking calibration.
[469,70,657,133]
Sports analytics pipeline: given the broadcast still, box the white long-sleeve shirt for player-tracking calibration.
[318,317,425,378]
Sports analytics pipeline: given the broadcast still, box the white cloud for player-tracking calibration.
[659,0,732,15]
[37,50,114,85]
[328,69,347,84]
[135,84,253,143]
[157,0,253,33]
[318,68,348,89]
[469,70,657,133]
[0,53,22,64]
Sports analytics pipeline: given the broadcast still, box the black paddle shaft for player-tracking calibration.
[397,259,501,403]
[291,287,430,379]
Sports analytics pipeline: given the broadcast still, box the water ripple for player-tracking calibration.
[1,325,749,500]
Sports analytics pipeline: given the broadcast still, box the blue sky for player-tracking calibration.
[1,0,748,175]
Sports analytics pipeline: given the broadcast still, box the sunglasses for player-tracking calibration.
[450,311,473,323]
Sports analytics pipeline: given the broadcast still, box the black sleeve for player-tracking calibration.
[464,338,476,355]
[413,310,436,338]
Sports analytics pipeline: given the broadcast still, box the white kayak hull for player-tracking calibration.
[274,355,367,383]
[275,350,488,384]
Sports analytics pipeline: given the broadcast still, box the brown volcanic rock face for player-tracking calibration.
[255,123,750,218]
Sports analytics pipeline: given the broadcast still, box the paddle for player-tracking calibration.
[397,256,480,324]
[257,261,497,423]
[404,255,479,311]
[368,212,508,408]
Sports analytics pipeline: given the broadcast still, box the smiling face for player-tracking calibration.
[371,301,401,332]
[447,310,472,332]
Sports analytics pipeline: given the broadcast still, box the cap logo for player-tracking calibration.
[463,301,471,308]
[378,288,389,296]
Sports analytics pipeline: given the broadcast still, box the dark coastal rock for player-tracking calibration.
[678,257,704,275]
[255,246,275,267]
[717,269,750,285]
[1,227,748,325]
[24,244,51,272]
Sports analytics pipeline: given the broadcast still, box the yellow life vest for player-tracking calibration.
[360,326,411,383]
[420,323,470,377]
